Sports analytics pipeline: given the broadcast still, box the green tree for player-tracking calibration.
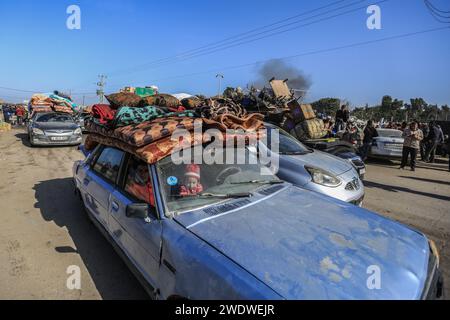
[410,98,428,119]
[311,98,341,116]
[381,95,393,111]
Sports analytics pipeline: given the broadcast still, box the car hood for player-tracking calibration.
[286,150,353,176]
[175,185,429,300]
[35,122,78,131]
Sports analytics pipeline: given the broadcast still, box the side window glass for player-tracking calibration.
[124,157,155,208]
[92,147,124,183]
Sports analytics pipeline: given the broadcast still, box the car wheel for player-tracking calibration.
[28,134,35,147]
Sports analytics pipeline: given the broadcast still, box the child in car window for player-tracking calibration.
[179,164,204,196]
[126,163,155,207]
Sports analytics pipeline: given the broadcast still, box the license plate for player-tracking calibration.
[51,137,68,141]
[359,169,366,175]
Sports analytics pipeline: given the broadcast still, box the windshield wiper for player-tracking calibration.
[197,192,252,199]
[173,192,252,199]
[230,180,284,185]
[282,151,311,155]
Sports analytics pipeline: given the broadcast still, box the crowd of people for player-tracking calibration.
[362,119,448,172]
[1,105,28,126]
[319,104,449,173]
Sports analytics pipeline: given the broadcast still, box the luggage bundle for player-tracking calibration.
[218,80,326,141]
[291,119,329,140]
[106,92,198,110]
[288,102,316,123]
[84,91,265,165]
[29,92,77,115]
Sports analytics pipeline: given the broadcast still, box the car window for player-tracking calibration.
[37,113,73,123]
[267,128,310,154]
[124,156,155,207]
[92,147,124,183]
[156,147,279,215]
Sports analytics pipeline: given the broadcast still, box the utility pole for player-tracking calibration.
[216,74,224,97]
[96,74,107,103]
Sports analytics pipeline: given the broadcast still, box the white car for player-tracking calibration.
[370,129,404,159]
[256,124,365,206]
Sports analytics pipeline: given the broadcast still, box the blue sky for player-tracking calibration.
[0,0,449,107]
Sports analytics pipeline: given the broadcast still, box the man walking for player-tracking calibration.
[425,121,444,163]
[16,107,25,126]
[360,120,378,161]
[400,122,423,172]
[420,123,429,161]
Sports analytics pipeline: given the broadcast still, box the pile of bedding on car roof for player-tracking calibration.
[29,91,78,114]
[84,91,265,164]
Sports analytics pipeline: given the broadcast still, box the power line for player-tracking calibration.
[108,0,375,77]
[0,86,43,93]
[153,0,388,70]
[0,86,96,96]
[425,0,450,14]
[107,26,449,89]
[108,0,351,76]
[424,0,450,23]
[138,0,375,72]
[107,0,389,83]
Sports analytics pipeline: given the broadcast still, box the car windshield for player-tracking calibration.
[156,147,281,215]
[266,126,311,155]
[377,129,403,138]
[37,113,73,123]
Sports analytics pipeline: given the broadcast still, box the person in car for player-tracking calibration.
[126,163,155,207]
[180,164,204,197]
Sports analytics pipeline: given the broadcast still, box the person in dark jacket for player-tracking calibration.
[335,105,350,132]
[425,121,444,163]
[360,120,378,161]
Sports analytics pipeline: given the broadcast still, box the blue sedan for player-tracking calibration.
[73,144,444,300]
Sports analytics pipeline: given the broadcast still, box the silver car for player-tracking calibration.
[370,129,404,159]
[256,124,365,205]
[27,112,83,147]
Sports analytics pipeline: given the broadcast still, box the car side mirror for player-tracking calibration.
[126,203,150,220]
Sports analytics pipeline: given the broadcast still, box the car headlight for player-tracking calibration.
[32,128,45,135]
[306,167,342,187]
[74,128,82,135]
[429,239,440,268]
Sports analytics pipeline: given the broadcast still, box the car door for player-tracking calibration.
[83,146,125,228]
[109,155,162,289]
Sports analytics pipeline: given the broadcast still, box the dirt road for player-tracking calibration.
[0,128,449,299]
[363,157,450,298]
[0,129,147,299]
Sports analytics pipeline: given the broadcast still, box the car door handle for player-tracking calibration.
[83,177,91,185]
[111,201,120,212]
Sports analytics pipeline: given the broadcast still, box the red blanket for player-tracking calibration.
[92,104,116,125]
